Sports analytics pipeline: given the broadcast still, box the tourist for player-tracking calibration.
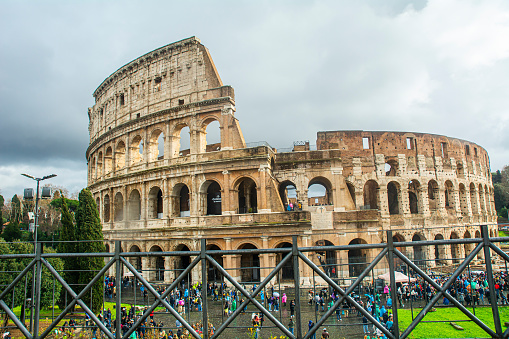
[321,327,330,339]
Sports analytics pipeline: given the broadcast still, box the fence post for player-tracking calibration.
[115,240,122,339]
[33,243,43,339]
[387,231,400,338]
[481,225,502,337]
[201,239,209,339]
[292,235,302,339]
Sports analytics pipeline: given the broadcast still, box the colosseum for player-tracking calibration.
[87,37,497,286]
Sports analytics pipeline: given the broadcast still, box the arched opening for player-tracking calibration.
[470,183,479,214]
[308,177,332,206]
[104,194,110,222]
[387,181,400,215]
[172,184,190,217]
[412,234,426,269]
[279,180,297,210]
[206,244,223,282]
[115,141,126,170]
[434,234,446,265]
[201,180,222,215]
[459,184,469,216]
[150,245,165,281]
[385,159,398,176]
[105,244,110,253]
[450,232,460,264]
[175,244,192,284]
[204,119,221,152]
[239,243,260,282]
[114,192,124,221]
[149,129,164,161]
[179,126,191,156]
[478,184,486,214]
[428,180,439,212]
[237,177,257,214]
[315,240,337,278]
[276,242,294,281]
[408,180,420,214]
[392,234,406,270]
[130,135,143,165]
[346,181,356,207]
[348,238,368,277]
[464,231,474,259]
[105,147,113,174]
[128,189,141,220]
[130,245,142,272]
[445,180,455,209]
[363,180,379,210]
[91,157,97,180]
[148,186,163,219]
[97,151,103,178]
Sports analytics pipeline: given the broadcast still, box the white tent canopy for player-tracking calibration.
[377,271,416,283]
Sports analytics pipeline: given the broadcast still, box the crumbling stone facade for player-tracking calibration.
[87,37,496,285]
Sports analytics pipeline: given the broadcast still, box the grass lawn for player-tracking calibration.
[499,230,509,237]
[398,306,509,338]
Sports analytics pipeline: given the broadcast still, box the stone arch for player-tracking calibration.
[464,230,474,259]
[200,180,222,216]
[114,192,124,222]
[96,197,101,221]
[130,135,144,165]
[412,233,426,269]
[470,183,479,214]
[201,117,221,153]
[450,232,460,264]
[428,180,439,212]
[235,177,258,214]
[348,238,368,277]
[148,128,164,162]
[105,147,113,174]
[128,189,141,220]
[308,176,333,206]
[90,156,97,180]
[130,245,142,272]
[434,234,446,265]
[172,183,190,217]
[148,186,163,219]
[408,179,420,214]
[363,179,379,210]
[279,180,298,210]
[149,245,165,281]
[484,184,491,215]
[392,233,406,268]
[206,244,223,282]
[115,140,126,170]
[346,181,356,207]
[238,243,260,283]
[178,124,191,156]
[458,183,469,216]
[478,184,486,214]
[315,239,337,278]
[444,180,455,209]
[387,181,400,215]
[385,158,398,176]
[103,194,110,222]
[174,244,192,283]
[275,242,294,281]
[97,151,103,178]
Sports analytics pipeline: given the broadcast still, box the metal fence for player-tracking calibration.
[1,225,508,339]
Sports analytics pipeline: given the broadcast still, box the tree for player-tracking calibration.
[74,189,105,314]
[0,194,4,225]
[494,165,509,215]
[10,195,21,223]
[1,221,22,242]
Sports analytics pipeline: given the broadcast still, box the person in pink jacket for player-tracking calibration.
[282,293,287,307]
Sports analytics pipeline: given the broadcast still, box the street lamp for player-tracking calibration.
[21,173,56,332]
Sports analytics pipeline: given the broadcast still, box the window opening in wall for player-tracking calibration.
[206,181,222,215]
[238,178,258,213]
[154,77,162,92]
[385,160,397,176]
[465,144,470,155]
[179,126,190,156]
[408,180,420,214]
[387,182,399,215]
[406,137,413,150]
[120,93,125,106]
[474,147,478,157]
[362,137,370,149]
[179,185,190,217]
[157,133,164,159]
[137,113,141,119]
[179,99,185,105]
[205,120,221,152]
[441,142,448,158]
[363,180,379,210]
[308,178,332,206]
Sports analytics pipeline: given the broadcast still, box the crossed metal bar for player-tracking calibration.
[0,225,508,339]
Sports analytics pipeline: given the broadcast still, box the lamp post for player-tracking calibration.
[21,173,56,333]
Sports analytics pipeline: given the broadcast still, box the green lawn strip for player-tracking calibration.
[11,302,165,323]
[398,306,509,338]
[499,230,509,237]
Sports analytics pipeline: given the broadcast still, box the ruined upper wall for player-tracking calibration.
[316,130,491,174]
[88,37,233,143]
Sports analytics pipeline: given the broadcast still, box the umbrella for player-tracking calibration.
[273,292,280,297]
[377,271,416,283]
[179,299,185,306]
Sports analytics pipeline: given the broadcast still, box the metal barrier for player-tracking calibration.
[1,225,508,339]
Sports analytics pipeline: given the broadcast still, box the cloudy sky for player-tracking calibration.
[1,0,509,201]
